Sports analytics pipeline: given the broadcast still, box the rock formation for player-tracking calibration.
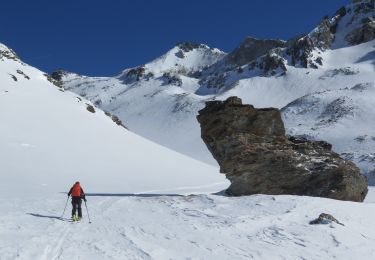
[346,0,375,45]
[309,213,344,226]
[346,18,375,45]
[197,97,368,202]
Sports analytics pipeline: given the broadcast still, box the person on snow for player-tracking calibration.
[68,181,86,221]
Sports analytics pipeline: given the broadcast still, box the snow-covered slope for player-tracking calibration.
[215,40,375,108]
[1,190,375,260]
[0,42,228,197]
[53,43,225,166]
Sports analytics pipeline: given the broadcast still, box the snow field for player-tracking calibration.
[0,189,374,260]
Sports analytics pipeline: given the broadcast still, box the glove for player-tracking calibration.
[84,198,87,202]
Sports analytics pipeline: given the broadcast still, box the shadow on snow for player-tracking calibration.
[27,213,67,221]
[58,190,230,197]
[85,193,184,197]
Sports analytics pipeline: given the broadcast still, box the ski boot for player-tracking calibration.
[71,215,79,221]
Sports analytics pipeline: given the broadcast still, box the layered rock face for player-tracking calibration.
[225,37,286,68]
[197,97,368,202]
[346,0,375,45]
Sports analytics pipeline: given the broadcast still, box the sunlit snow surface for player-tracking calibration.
[0,46,228,197]
[0,189,374,260]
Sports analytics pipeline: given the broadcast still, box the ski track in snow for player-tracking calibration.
[1,188,375,260]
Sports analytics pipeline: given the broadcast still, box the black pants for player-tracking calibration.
[71,197,82,217]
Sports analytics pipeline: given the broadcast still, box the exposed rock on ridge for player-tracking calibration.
[225,37,286,68]
[0,44,19,61]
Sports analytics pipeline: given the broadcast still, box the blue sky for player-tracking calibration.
[0,0,348,76]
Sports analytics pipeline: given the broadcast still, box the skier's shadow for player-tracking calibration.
[85,193,184,197]
[27,213,66,221]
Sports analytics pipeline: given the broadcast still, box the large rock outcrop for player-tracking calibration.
[197,97,368,202]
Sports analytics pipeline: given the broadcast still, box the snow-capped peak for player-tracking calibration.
[117,42,225,80]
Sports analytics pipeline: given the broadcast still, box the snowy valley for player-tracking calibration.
[1,0,375,259]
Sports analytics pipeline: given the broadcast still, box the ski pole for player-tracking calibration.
[84,200,92,224]
[61,196,69,218]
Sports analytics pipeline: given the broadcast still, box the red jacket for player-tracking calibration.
[68,183,85,199]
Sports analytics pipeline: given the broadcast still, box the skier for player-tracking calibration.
[68,181,86,221]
